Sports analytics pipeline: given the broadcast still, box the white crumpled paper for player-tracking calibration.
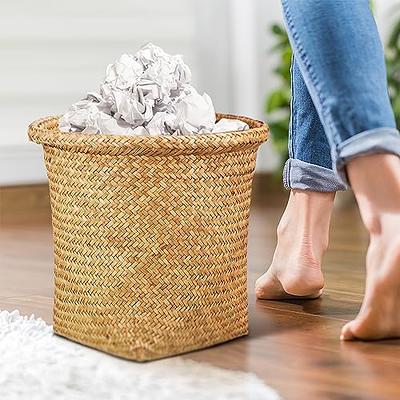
[60,43,249,136]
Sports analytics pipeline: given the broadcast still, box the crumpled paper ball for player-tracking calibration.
[60,43,249,136]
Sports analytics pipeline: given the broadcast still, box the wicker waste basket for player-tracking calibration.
[28,113,268,361]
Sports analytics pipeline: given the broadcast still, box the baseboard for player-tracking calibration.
[0,144,47,186]
[0,184,51,224]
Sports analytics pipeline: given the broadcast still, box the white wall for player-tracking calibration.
[0,0,398,185]
[0,0,201,184]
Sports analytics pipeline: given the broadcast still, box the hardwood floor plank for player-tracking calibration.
[0,190,399,400]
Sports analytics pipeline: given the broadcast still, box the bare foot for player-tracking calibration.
[341,154,400,341]
[341,234,400,340]
[255,190,335,300]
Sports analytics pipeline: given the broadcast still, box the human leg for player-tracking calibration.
[256,58,340,299]
[280,0,400,339]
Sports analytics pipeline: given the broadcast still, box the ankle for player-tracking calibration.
[347,154,400,234]
[361,211,383,236]
[359,208,400,239]
[277,190,334,252]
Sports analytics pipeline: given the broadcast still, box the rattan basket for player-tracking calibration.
[28,113,268,361]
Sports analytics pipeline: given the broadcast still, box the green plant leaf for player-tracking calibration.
[271,23,287,36]
[265,89,290,113]
[386,13,400,128]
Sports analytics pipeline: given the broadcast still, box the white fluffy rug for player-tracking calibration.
[0,310,280,400]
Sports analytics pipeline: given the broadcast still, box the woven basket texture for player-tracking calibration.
[28,113,268,361]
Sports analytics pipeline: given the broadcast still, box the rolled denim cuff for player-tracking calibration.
[283,158,347,192]
[335,128,400,185]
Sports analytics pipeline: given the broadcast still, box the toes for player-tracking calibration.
[255,286,266,300]
[255,270,288,300]
[340,321,357,341]
[254,273,270,299]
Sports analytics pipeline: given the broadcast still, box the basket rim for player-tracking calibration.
[28,113,269,156]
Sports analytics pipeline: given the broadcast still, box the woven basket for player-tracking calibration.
[28,113,268,361]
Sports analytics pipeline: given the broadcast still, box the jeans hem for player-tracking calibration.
[335,128,400,185]
[283,158,347,192]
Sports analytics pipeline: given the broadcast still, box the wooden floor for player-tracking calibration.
[1,185,399,400]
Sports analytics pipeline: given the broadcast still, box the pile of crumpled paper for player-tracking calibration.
[60,43,249,136]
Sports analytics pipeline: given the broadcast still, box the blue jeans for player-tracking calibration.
[281,0,400,192]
